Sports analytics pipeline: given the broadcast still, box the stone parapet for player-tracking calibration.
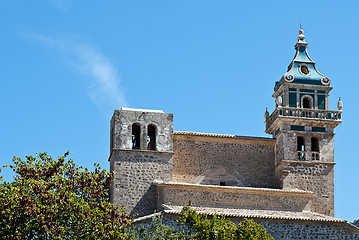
[265,107,342,135]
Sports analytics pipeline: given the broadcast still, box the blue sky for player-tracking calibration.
[1,1,358,221]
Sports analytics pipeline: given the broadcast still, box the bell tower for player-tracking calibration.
[109,108,174,217]
[265,28,343,216]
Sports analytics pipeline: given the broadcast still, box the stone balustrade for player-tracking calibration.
[266,107,342,130]
[296,151,320,161]
[297,151,306,160]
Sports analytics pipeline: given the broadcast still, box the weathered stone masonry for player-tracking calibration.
[172,133,276,188]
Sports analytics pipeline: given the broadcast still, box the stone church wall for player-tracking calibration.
[156,183,313,212]
[109,151,173,217]
[276,160,335,216]
[172,134,277,188]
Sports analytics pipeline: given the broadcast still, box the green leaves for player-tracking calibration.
[0,152,131,240]
[177,204,274,240]
[130,204,274,240]
[0,152,274,239]
[130,215,189,240]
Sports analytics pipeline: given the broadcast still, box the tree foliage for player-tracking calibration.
[178,204,274,240]
[353,219,359,227]
[0,152,274,240]
[131,204,274,240]
[0,152,131,240]
[130,215,188,240]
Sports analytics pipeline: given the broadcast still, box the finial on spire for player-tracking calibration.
[297,23,305,42]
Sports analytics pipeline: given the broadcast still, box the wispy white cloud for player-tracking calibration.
[49,0,72,10]
[25,34,128,114]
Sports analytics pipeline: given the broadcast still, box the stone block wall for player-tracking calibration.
[156,182,313,212]
[276,161,335,216]
[172,133,277,188]
[110,151,173,216]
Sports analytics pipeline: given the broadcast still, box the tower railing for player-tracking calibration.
[296,151,320,161]
[265,107,342,130]
[311,151,320,161]
[297,151,306,160]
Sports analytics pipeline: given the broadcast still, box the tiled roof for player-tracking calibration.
[161,204,346,223]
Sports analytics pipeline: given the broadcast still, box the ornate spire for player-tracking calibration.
[295,27,308,48]
[275,27,331,88]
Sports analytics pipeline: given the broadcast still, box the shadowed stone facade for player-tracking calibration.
[109,28,359,239]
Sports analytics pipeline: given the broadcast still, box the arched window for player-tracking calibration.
[303,97,311,109]
[132,123,141,149]
[297,136,305,151]
[297,136,305,160]
[311,137,320,160]
[311,137,319,152]
[147,125,156,150]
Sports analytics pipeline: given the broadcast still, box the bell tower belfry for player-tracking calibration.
[265,28,343,217]
[109,108,174,217]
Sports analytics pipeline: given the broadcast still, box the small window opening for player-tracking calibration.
[147,125,156,150]
[311,137,320,160]
[220,182,226,186]
[297,136,305,160]
[303,97,311,109]
[132,124,141,149]
[311,137,319,152]
[297,136,305,151]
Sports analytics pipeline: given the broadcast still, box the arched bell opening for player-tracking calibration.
[311,137,320,160]
[132,123,141,149]
[147,124,157,151]
[297,136,305,160]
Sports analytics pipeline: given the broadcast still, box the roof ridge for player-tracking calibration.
[173,131,273,140]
